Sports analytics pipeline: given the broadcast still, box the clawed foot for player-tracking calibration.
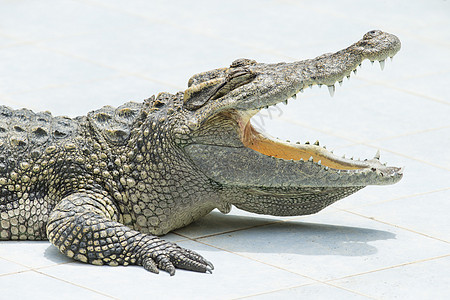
[140,240,214,276]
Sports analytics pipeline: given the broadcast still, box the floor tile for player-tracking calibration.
[0,241,72,268]
[4,75,171,117]
[243,283,369,300]
[0,44,121,95]
[0,257,29,276]
[0,34,17,48]
[0,270,111,299]
[41,240,313,300]
[0,0,448,299]
[369,127,450,170]
[350,189,450,242]
[331,255,450,299]
[0,0,144,41]
[396,71,450,104]
[200,210,450,281]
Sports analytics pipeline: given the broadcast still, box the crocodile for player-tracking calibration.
[0,30,402,275]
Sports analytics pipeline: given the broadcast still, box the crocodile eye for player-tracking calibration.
[364,30,382,40]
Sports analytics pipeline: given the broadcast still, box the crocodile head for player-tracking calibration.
[169,30,402,216]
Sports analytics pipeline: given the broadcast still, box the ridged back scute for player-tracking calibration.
[87,102,144,145]
[0,105,79,155]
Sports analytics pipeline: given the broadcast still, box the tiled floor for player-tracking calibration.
[0,0,449,299]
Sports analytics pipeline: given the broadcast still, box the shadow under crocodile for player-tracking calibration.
[40,210,395,264]
[175,210,396,257]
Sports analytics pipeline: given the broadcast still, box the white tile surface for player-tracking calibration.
[41,240,313,300]
[0,270,112,299]
[0,241,72,268]
[331,255,450,299]
[350,189,450,242]
[243,283,369,299]
[200,210,450,281]
[0,0,449,299]
[0,257,28,276]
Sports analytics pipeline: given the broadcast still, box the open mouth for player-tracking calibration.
[239,111,367,171]
[227,62,403,177]
[185,30,403,189]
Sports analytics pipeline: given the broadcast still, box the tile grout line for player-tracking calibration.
[32,269,119,299]
[363,143,450,171]
[232,281,376,300]
[173,207,341,241]
[0,268,32,278]
[358,77,450,106]
[337,186,450,211]
[190,239,376,299]
[334,125,450,146]
[342,209,450,244]
[326,253,450,283]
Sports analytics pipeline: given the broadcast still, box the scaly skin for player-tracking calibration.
[0,30,402,275]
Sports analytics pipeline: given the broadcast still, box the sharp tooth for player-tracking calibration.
[347,75,351,80]
[374,150,381,160]
[300,88,304,93]
[309,84,313,89]
[283,100,288,105]
[286,140,290,143]
[323,145,326,149]
[370,60,374,65]
[379,59,385,70]
[390,56,394,62]
[296,141,301,144]
[265,106,269,109]
[342,154,346,159]
[359,63,362,67]
[338,80,343,86]
[325,166,329,170]
[305,141,310,144]
[327,85,335,97]
[314,140,319,146]
[317,160,321,165]
[291,94,297,99]
[353,69,357,75]
[398,166,405,174]
[308,156,313,162]
[318,84,323,88]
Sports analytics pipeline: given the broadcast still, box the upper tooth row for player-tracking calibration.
[288,57,393,99]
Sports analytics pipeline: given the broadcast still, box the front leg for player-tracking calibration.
[46,191,213,275]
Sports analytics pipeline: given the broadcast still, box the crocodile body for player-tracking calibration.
[0,30,402,275]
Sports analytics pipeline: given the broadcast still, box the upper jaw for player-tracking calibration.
[189,31,401,118]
